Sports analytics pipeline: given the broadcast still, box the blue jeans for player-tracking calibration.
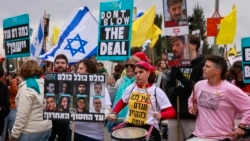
[1,109,17,141]
[17,129,51,141]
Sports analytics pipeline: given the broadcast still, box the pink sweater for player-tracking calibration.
[188,80,250,140]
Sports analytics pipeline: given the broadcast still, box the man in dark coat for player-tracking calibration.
[0,66,10,137]
[165,35,205,141]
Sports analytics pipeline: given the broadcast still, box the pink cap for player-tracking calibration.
[136,61,154,73]
[131,52,151,62]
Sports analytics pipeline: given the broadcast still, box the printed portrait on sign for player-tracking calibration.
[57,95,71,112]
[90,97,103,113]
[166,34,191,66]
[58,81,72,95]
[74,81,89,96]
[45,94,57,112]
[72,82,90,113]
[45,80,58,95]
[44,80,59,112]
[163,0,188,27]
[75,94,89,113]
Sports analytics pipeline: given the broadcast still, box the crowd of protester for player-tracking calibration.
[1,35,250,141]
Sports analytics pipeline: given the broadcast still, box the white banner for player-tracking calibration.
[164,25,189,36]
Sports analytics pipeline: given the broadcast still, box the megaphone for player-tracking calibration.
[3,59,17,73]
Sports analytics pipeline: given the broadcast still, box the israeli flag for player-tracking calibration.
[30,16,44,64]
[40,7,98,63]
[142,39,151,52]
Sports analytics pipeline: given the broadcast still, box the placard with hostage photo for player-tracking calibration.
[89,82,105,113]
[163,0,188,27]
[166,34,191,66]
[43,73,106,122]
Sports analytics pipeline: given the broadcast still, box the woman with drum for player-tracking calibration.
[108,61,176,140]
[107,51,151,132]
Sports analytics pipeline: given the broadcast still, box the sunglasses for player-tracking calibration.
[124,64,135,68]
[94,102,101,104]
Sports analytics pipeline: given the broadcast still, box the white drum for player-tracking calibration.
[111,127,148,141]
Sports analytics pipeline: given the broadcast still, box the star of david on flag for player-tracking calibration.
[39,7,98,63]
[64,34,87,56]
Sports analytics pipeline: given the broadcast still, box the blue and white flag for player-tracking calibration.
[141,39,151,52]
[30,16,44,64]
[40,7,98,63]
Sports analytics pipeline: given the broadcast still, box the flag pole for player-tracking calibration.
[43,13,50,71]
[71,121,75,141]
[150,48,154,66]
[43,13,50,54]
[214,0,219,55]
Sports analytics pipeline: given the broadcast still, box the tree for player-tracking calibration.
[190,3,212,55]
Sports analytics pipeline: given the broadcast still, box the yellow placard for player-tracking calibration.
[126,91,151,126]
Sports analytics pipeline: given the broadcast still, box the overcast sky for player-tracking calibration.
[0,0,249,57]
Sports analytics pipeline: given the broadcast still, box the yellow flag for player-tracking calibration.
[147,24,162,48]
[52,26,60,45]
[131,5,161,48]
[216,5,237,44]
[227,47,237,57]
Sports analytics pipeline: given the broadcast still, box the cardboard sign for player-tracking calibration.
[165,34,191,66]
[162,0,188,28]
[242,37,250,83]
[3,14,30,58]
[207,17,222,37]
[43,73,106,122]
[97,0,133,61]
[164,25,189,36]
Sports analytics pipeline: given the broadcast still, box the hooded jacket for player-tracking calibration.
[11,78,52,139]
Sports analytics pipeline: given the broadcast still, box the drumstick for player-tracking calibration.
[146,125,154,141]
[112,122,127,131]
[143,87,156,112]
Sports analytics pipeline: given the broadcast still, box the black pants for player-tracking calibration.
[49,120,69,141]
[126,123,161,141]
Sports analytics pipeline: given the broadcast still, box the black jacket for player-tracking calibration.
[165,55,205,119]
[190,55,205,82]
[0,81,10,135]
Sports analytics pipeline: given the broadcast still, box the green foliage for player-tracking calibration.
[202,41,212,55]
[190,4,206,38]
[190,3,212,55]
